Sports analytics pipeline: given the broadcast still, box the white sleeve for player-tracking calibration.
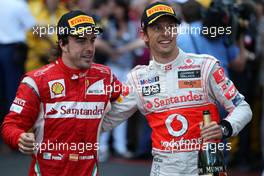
[17,1,36,32]
[208,62,252,136]
[102,74,138,132]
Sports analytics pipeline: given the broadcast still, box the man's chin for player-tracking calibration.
[159,49,173,55]
[79,63,91,70]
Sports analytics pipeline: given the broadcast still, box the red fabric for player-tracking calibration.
[1,58,121,176]
[146,104,220,151]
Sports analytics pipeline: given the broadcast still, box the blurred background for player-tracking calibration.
[0,0,263,175]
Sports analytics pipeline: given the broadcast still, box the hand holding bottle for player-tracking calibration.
[201,121,223,142]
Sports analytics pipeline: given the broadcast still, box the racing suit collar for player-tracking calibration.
[56,57,89,79]
[150,48,185,72]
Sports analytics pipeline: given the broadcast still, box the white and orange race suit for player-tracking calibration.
[102,49,252,176]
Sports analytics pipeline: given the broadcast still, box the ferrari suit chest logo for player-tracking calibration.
[86,79,105,95]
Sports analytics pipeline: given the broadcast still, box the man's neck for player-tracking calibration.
[61,55,78,70]
[152,48,179,64]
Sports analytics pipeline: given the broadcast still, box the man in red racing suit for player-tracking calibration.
[1,10,122,176]
[102,2,252,176]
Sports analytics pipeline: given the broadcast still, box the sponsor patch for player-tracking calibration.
[68,15,95,28]
[52,154,63,161]
[45,102,105,119]
[224,84,237,100]
[43,152,51,160]
[232,94,243,106]
[140,76,159,85]
[146,4,174,17]
[178,65,200,70]
[79,155,94,160]
[221,80,230,92]
[48,79,66,99]
[13,97,26,106]
[153,91,203,108]
[178,70,201,79]
[69,154,79,161]
[178,80,202,88]
[86,79,105,95]
[213,67,225,84]
[142,84,160,96]
[10,97,26,114]
[184,58,194,66]
[10,104,23,114]
[165,64,172,71]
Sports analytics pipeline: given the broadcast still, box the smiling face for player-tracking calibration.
[141,15,179,63]
[60,33,96,70]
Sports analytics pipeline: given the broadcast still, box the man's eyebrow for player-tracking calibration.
[75,36,86,39]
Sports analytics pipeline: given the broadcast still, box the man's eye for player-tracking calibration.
[151,25,160,31]
[90,37,96,43]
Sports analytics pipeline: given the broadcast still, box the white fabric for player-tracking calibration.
[0,0,35,44]
[150,150,198,176]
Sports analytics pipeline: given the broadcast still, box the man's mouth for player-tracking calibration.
[158,39,173,47]
[81,55,93,59]
[158,40,172,44]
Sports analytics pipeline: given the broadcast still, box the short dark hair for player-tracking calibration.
[49,37,69,62]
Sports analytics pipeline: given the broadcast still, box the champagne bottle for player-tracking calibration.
[198,110,228,176]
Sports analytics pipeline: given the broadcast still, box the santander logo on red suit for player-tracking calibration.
[45,102,105,119]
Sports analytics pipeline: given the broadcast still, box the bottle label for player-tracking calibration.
[199,166,226,174]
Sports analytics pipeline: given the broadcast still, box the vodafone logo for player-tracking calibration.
[165,114,188,137]
[145,101,153,109]
[184,58,194,66]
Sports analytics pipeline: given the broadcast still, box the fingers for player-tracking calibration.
[18,133,36,155]
[18,143,35,155]
[203,132,222,142]
[201,122,222,142]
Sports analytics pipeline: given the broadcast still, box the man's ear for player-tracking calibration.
[139,29,149,43]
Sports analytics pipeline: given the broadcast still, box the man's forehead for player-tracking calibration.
[71,33,97,39]
[69,34,97,40]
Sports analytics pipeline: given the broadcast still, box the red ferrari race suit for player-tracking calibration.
[1,58,121,176]
[102,49,252,176]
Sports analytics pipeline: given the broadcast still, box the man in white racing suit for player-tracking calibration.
[102,2,252,176]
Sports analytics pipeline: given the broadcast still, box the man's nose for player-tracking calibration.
[160,26,172,37]
[84,41,94,50]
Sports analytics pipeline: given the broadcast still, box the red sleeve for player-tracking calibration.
[110,74,123,102]
[1,83,40,149]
